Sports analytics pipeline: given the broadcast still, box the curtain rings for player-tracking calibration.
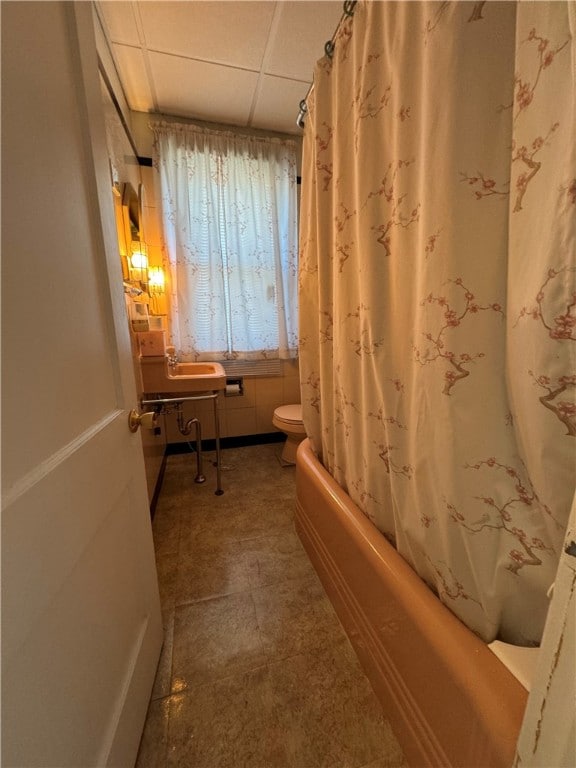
[296,99,308,129]
[296,0,357,125]
[343,0,357,17]
[326,2,356,59]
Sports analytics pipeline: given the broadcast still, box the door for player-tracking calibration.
[1,3,163,766]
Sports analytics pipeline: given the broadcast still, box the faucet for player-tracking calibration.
[165,345,178,367]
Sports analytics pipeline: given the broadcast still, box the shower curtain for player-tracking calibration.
[299,1,575,644]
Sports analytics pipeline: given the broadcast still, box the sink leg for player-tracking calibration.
[192,418,205,484]
[213,394,224,495]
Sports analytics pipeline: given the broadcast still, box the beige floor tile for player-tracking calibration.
[223,460,296,489]
[237,481,299,507]
[152,506,181,558]
[179,497,295,552]
[244,530,317,589]
[145,443,406,768]
[164,444,295,502]
[135,697,170,768]
[151,610,174,701]
[158,455,202,494]
[252,571,349,660]
[175,541,255,604]
[155,554,179,611]
[165,641,404,768]
[171,591,268,692]
[166,667,288,768]
[213,444,293,482]
[160,469,224,506]
[266,640,405,768]
[175,530,314,604]
[153,527,180,559]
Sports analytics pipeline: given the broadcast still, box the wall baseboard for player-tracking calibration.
[166,432,285,455]
[149,452,168,520]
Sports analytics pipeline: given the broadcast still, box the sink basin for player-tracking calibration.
[169,362,221,378]
[140,357,226,394]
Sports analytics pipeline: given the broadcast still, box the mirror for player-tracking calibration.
[122,182,145,243]
[114,182,147,284]
[113,179,165,322]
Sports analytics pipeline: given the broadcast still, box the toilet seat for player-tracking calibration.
[273,404,303,426]
[273,404,305,465]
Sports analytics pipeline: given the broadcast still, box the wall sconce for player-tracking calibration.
[148,266,165,295]
[129,243,148,282]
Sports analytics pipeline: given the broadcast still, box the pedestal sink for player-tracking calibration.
[140,356,226,394]
[139,355,227,495]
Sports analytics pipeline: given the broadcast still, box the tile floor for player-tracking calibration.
[136,442,406,768]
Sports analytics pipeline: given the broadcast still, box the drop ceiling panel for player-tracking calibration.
[98,2,141,47]
[149,51,259,125]
[138,1,276,70]
[266,1,343,80]
[97,0,344,135]
[252,75,311,134]
[112,44,155,113]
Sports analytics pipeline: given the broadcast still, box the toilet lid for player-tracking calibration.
[274,404,303,424]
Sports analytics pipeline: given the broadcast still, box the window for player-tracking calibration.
[152,122,298,361]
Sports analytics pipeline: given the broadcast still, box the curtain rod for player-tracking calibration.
[296,0,357,129]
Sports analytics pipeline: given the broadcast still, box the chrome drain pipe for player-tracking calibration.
[141,392,223,495]
[175,405,204,484]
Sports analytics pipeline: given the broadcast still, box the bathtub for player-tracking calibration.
[295,438,528,768]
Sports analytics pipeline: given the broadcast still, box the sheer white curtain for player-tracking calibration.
[152,121,298,360]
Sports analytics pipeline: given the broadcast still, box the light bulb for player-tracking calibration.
[130,251,148,270]
[148,266,165,290]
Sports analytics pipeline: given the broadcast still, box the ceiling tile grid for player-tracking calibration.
[96,0,343,135]
[149,51,260,125]
[138,1,276,69]
[111,44,154,113]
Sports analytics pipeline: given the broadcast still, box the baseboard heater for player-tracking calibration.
[220,359,282,377]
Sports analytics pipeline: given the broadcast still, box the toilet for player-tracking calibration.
[272,404,306,465]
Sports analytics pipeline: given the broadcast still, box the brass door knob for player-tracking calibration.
[128,409,158,432]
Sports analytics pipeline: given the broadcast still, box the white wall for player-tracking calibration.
[94,8,166,501]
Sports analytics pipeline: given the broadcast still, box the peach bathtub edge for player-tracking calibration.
[295,438,528,768]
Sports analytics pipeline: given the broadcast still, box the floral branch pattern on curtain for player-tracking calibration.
[152,121,298,361]
[299,1,575,645]
[414,278,505,395]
